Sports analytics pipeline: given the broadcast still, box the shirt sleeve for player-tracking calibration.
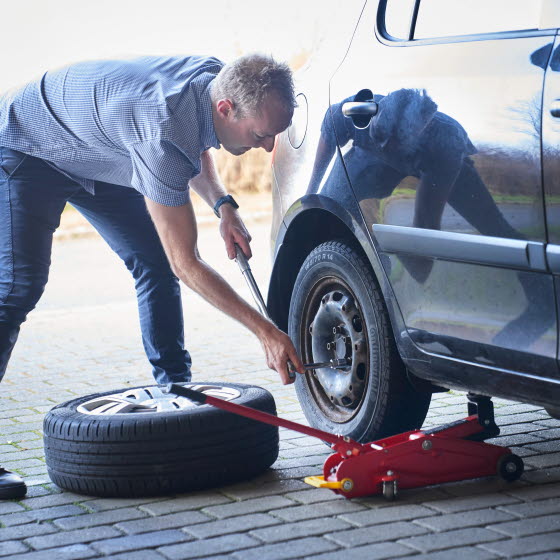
[128,139,196,206]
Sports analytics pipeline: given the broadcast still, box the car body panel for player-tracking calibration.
[269,0,560,408]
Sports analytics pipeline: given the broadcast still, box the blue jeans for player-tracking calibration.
[0,148,191,384]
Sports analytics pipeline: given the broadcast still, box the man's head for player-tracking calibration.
[211,54,296,155]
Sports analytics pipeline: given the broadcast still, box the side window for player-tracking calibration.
[414,0,542,39]
[384,0,416,40]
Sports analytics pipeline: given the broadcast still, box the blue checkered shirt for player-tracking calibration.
[0,55,224,206]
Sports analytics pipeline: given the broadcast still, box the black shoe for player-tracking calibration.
[0,468,27,500]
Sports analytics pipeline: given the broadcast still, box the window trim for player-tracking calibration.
[377,0,558,48]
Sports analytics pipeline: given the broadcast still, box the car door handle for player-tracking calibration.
[342,101,378,117]
[550,99,560,117]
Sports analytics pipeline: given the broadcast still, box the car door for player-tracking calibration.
[323,0,558,377]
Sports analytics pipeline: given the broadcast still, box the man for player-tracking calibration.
[0,53,305,499]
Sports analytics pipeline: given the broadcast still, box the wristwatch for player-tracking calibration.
[213,194,239,218]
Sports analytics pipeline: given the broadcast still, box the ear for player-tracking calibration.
[216,99,235,119]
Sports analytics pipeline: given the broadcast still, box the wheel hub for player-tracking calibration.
[309,289,367,408]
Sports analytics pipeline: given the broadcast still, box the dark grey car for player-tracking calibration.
[268,0,560,443]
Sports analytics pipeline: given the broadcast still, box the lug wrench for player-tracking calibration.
[234,245,350,378]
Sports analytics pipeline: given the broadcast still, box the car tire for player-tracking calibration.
[289,240,431,443]
[43,382,278,497]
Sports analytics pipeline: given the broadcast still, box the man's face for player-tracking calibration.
[215,93,292,156]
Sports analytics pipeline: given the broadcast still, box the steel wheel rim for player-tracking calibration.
[76,384,241,415]
[300,275,369,423]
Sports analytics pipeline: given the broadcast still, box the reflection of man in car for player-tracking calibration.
[308,88,553,352]
[309,88,520,239]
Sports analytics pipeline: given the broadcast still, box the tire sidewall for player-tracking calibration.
[289,242,390,440]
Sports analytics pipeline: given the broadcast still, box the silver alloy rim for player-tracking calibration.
[76,384,241,415]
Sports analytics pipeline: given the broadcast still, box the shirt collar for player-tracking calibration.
[198,74,221,151]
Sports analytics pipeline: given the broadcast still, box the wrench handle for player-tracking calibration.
[235,244,296,380]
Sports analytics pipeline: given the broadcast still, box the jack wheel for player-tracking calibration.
[497,453,524,482]
[382,479,398,500]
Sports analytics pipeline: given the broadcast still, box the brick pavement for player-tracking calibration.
[1,216,560,559]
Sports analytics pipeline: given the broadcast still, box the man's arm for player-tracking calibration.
[189,150,251,260]
[144,196,304,384]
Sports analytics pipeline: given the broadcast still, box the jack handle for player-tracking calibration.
[167,384,367,455]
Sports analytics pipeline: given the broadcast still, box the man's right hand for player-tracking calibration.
[259,323,304,385]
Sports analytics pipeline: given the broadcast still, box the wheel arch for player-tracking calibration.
[267,195,382,333]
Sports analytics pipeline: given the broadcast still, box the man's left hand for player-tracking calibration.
[219,205,252,259]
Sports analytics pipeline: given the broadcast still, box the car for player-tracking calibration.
[267,0,560,443]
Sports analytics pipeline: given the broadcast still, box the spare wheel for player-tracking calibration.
[43,382,279,497]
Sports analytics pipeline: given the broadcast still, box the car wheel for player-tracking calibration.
[289,240,431,443]
[43,382,278,497]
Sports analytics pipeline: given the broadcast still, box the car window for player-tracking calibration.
[384,0,416,40]
[414,0,542,39]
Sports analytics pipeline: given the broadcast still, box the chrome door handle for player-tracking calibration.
[342,101,378,117]
[550,99,560,117]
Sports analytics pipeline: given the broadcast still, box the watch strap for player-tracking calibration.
[213,194,239,218]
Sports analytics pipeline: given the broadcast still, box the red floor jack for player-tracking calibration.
[167,384,524,500]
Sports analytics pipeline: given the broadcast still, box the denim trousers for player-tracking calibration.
[0,147,191,384]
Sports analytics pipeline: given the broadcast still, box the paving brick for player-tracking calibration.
[219,479,309,500]
[496,423,549,437]
[0,523,56,542]
[522,466,560,484]
[400,546,497,560]
[203,496,295,519]
[526,440,560,453]
[25,526,121,550]
[427,476,515,498]
[277,444,328,459]
[0,539,29,556]
[489,513,560,537]
[159,533,259,559]
[117,511,211,535]
[2,505,86,527]
[251,517,352,543]
[282,488,342,505]
[338,504,436,527]
[480,533,560,557]
[426,493,520,513]
[414,508,515,532]
[401,527,504,553]
[524,452,560,469]
[497,413,549,425]
[532,427,560,440]
[22,492,94,510]
[140,494,232,516]
[92,529,191,556]
[186,513,279,539]
[85,497,169,512]
[271,499,365,523]
[499,496,560,517]
[0,501,26,515]
[0,544,97,560]
[326,521,427,547]
[230,537,339,560]
[102,551,168,560]
[305,541,416,560]
[54,506,149,530]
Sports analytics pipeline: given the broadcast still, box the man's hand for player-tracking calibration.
[258,322,305,385]
[219,204,252,260]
